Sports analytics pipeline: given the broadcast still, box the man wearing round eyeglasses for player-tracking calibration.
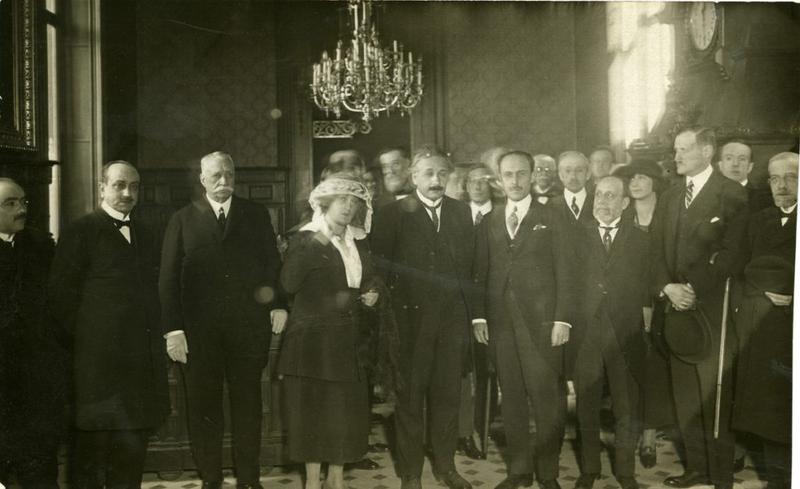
[732,151,798,489]
[531,154,560,205]
[0,178,64,489]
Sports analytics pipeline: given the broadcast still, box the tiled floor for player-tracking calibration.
[134,412,768,489]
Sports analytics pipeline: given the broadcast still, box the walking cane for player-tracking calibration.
[713,277,732,439]
[482,370,492,454]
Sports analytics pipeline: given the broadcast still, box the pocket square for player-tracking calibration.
[710,216,721,223]
[533,224,548,231]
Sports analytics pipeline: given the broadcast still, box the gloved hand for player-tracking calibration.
[166,331,189,364]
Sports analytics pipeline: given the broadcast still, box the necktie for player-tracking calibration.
[217,207,227,231]
[781,209,793,227]
[685,180,694,208]
[571,196,580,218]
[422,202,440,231]
[110,218,130,229]
[601,226,615,252]
[507,206,519,237]
[474,211,483,226]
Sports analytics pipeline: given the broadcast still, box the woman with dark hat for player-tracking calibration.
[613,160,674,468]
[277,175,398,489]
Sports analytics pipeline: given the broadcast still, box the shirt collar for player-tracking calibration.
[740,179,749,187]
[470,200,493,216]
[533,184,553,194]
[506,194,532,218]
[781,203,797,215]
[0,232,14,243]
[686,164,713,194]
[101,201,130,221]
[205,194,232,215]
[416,190,443,209]
[598,216,622,228]
[300,212,364,242]
[563,187,587,204]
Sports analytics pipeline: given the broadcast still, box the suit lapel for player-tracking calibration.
[606,221,631,269]
[95,209,132,246]
[409,193,437,244]
[223,197,242,240]
[193,198,224,241]
[511,202,537,244]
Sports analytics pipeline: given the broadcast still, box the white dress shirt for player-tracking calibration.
[597,216,622,242]
[685,164,713,200]
[417,190,443,232]
[505,194,532,238]
[0,232,14,244]
[101,201,131,243]
[781,203,797,226]
[563,187,587,217]
[205,194,232,218]
[470,201,493,225]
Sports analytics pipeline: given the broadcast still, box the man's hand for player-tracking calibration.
[664,283,696,311]
[166,332,188,364]
[473,320,489,345]
[551,322,570,347]
[361,290,379,307]
[765,291,792,307]
[643,306,653,333]
[271,309,289,334]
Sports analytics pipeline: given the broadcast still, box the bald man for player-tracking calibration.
[0,178,63,489]
[159,151,286,489]
[50,161,169,489]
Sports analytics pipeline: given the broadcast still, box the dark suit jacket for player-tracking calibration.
[370,194,474,350]
[732,205,795,443]
[549,190,595,225]
[159,196,283,349]
[471,200,576,372]
[745,181,773,214]
[572,219,651,383]
[651,171,748,299]
[49,209,168,430]
[277,231,378,382]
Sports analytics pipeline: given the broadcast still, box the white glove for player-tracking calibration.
[166,331,188,364]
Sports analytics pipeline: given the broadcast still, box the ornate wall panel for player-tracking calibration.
[136,2,278,168]
[443,3,578,163]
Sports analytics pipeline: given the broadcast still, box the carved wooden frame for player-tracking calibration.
[0,0,38,154]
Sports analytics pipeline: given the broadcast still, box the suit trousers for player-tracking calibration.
[574,314,640,478]
[183,323,268,485]
[670,329,735,486]
[71,429,149,489]
[394,309,464,478]
[494,299,565,481]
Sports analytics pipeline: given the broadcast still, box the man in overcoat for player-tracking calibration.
[471,151,574,489]
[0,178,64,489]
[370,146,474,489]
[159,151,286,489]
[49,161,169,489]
[651,127,748,489]
[571,176,650,489]
[732,151,798,489]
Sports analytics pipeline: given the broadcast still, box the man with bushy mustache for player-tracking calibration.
[159,151,286,489]
[371,146,475,489]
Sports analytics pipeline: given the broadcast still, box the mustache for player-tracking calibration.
[428,185,444,191]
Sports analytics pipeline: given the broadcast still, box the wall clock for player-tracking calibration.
[687,2,718,52]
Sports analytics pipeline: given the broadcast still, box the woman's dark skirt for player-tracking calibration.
[282,374,370,464]
[642,338,676,429]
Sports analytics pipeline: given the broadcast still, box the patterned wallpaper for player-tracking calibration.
[444,3,578,164]
[136,2,278,168]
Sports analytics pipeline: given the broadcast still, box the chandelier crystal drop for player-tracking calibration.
[310,0,423,123]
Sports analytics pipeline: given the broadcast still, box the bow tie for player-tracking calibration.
[111,218,130,229]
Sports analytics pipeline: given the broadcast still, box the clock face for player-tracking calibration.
[689,2,717,51]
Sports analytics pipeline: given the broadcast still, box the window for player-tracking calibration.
[607,2,674,158]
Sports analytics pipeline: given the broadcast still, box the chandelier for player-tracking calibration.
[310,0,424,123]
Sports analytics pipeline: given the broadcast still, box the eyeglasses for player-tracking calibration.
[0,197,29,210]
[534,167,554,174]
[768,174,798,186]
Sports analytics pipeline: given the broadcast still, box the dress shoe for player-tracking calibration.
[401,476,422,489]
[202,482,222,489]
[347,457,380,470]
[457,436,485,460]
[616,477,639,489]
[537,480,561,489]
[493,474,533,489]
[733,455,745,473]
[574,473,598,489]
[434,469,472,489]
[639,445,657,469]
[663,472,710,488]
